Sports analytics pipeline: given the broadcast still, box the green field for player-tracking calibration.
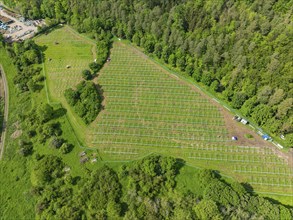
[35,26,97,143]
[90,42,231,157]
[36,27,293,204]
[37,27,95,101]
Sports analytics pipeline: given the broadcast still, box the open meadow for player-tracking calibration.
[35,26,97,141]
[36,27,293,204]
[36,26,96,103]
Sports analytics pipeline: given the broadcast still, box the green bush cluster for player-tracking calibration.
[64,81,102,124]
[6,40,43,92]
[31,155,293,219]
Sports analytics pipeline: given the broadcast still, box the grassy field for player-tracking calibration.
[0,47,36,219]
[36,26,95,104]
[90,42,293,201]
[90,42,230,156]
[35,26,96,144]
[35,27,293,205]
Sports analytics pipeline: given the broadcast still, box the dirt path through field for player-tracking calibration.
[0,65,9,159]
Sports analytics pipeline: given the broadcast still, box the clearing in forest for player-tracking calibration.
[36,27,292,202]
[91,42,292,198]
[91,42,231,156]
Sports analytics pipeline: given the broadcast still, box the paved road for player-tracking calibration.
[0,65,9,159]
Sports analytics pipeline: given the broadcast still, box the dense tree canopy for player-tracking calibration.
[5,40,43,92]
[64,81,102,124]
[30,155,293,219]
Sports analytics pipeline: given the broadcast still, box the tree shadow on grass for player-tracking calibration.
[175,158,187,175]
[72,176,81,185]
[35,23,64,38]
[95,83,105,111]
[33,84,44,92]
[53,107,67,119]
[241,182,254,194]
[38,45,48,53]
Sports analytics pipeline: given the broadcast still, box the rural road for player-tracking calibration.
[0,64,9,159]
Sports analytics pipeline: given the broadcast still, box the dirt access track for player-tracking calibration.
[0,65,9,159]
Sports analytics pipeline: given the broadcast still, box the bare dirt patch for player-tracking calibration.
[10,129,22,139]
[218,105,292,166]
[12,121,20,129]
[11,121,22,139]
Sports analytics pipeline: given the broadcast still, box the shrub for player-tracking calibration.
[82,69,92,80]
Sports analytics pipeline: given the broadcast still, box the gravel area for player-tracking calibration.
[0,8,39,41]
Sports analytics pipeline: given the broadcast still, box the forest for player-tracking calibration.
[3,0,293,146]
[65,80,102,124]
[30,154,292,219]
[7,39,43,92]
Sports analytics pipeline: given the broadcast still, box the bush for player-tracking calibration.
[59,143,72,154]
[64,81,102,124]
[89,62,101,73]
[244,134,254,139]
[49,137,64,149]
[82,69,92,80]
[19,144,33,156]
